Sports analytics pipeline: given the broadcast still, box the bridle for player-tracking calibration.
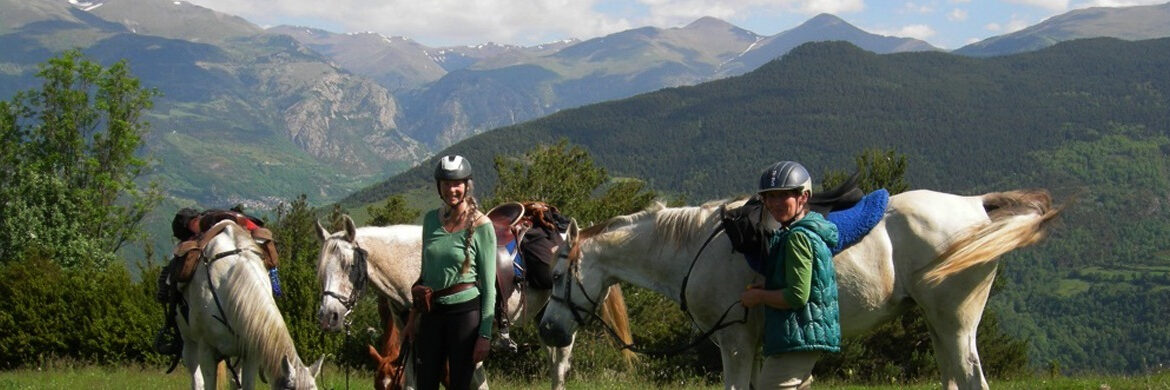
[322,237,369,315]
[548,220,750,356]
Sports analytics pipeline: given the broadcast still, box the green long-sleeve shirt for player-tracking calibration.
[420,209,496,339]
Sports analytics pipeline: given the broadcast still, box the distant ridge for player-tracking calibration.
[955,2,1170,57]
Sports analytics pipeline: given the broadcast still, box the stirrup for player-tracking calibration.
[493,330,519,353]
[153,327,182,356]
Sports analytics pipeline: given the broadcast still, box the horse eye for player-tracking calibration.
[553,272,562,281]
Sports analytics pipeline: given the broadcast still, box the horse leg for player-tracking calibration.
[547,339,575,390]
[239,358,259,390]
[472,362,490,390]
[712,327,759,390]
[916,264,996,390]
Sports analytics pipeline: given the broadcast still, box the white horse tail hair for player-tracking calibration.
[598,284,637,368]
[923,190,1062,285]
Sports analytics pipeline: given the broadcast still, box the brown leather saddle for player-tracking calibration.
[487,202,528,302]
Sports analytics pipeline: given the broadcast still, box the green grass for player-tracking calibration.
[1,366,1169,389]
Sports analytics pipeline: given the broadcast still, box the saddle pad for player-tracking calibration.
[825,189,889,255]
[739,189,889,274]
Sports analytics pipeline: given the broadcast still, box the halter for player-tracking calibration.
[322,237,370,315]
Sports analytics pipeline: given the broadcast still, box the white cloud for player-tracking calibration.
[186,0,631,46]
[902,2,934,13]
[873,24,936,40]
[985,15,1032,33]
[1004,0,1070,11]
[1075,0,1167,6]
[948,8,968,21]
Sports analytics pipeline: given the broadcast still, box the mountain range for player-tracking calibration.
[3,0,1170,210]
[343,37,1170,373]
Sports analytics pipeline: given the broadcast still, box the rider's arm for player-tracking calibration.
[473,216,496,340]
[741,233,813,310]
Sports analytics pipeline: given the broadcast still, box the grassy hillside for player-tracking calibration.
[342,38,1170,373]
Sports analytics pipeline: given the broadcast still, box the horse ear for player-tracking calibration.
[281,354,294,377]
[567,218,579,243]
[315,219,330,242]
[344,215,357,243]
[310,356,325,377]
[368,344,384,362]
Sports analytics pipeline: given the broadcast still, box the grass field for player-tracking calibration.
[1,365,1169,389]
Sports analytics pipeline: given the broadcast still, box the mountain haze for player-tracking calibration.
[0,0,425,209]
[955,2,1170,57]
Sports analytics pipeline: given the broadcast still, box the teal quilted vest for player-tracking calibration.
[762,212,841,356]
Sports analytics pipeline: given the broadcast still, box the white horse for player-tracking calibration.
[539,189,1059,390]
[178,220,323,389]
[314,215,631,390]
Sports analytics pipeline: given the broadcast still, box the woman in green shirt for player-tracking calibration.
[409,155,496,390]
[741,161,840,389]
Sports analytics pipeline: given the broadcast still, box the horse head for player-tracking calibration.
[539,219,614,348]
[314,215,368,332]
[274,355,324,389]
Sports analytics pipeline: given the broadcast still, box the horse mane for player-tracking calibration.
[214,223,301,378]
[575,198,742,258]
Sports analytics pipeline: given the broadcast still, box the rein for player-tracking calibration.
[322,238,370,314]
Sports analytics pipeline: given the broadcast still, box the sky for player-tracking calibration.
[182,0,1168,50]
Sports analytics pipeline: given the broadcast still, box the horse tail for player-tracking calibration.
[599,284,637,368]
[923,190,1062,285]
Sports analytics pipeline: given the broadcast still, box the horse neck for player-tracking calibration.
[356,226,422,301]
[219,251,301,378]
[584,206,719,301]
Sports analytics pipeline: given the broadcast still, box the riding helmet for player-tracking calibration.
[758,161,812,194]
[172,207,200,240]
[434,155,472,181]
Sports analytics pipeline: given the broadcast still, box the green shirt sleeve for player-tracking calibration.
[782,231,814,308]
[473,222,496,339]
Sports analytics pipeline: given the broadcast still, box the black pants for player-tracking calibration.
[414,298,480,390]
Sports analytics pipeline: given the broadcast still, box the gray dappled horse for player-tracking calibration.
[540,189,1058,390]
[179,220,323,389]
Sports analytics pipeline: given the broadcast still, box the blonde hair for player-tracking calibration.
[441,179,480,275]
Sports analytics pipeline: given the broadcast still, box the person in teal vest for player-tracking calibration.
[741,161,841,389]
[405,154,496,390]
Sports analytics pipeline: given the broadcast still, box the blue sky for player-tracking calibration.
[184,0,1167,50]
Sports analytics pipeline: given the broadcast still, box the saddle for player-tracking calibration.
[487,202,527,303]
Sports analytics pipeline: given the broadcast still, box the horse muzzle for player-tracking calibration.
[317,303,347,332]
[538,317,573,348]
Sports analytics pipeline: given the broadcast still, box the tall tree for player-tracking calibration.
[0,50,160,268]
[367,195,420,225]
[487,139,657,223]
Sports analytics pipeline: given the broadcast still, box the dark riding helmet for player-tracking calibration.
[172,207,200,241]
[434,155,472,181]
[758,161,812,194]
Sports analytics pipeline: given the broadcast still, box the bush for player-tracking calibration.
[0,256,162,368]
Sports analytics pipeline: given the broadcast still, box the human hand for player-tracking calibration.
[740,287,763,308]
[402,313,419,342]
[472,336,491,363]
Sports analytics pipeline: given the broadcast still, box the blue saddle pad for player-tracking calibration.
[825,189,889,255]
[741,189,889,274]
[506,240,523,278]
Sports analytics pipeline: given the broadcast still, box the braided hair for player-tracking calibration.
[441,179,480,275]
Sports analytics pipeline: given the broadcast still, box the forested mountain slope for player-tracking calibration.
[346,38,1170,372]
